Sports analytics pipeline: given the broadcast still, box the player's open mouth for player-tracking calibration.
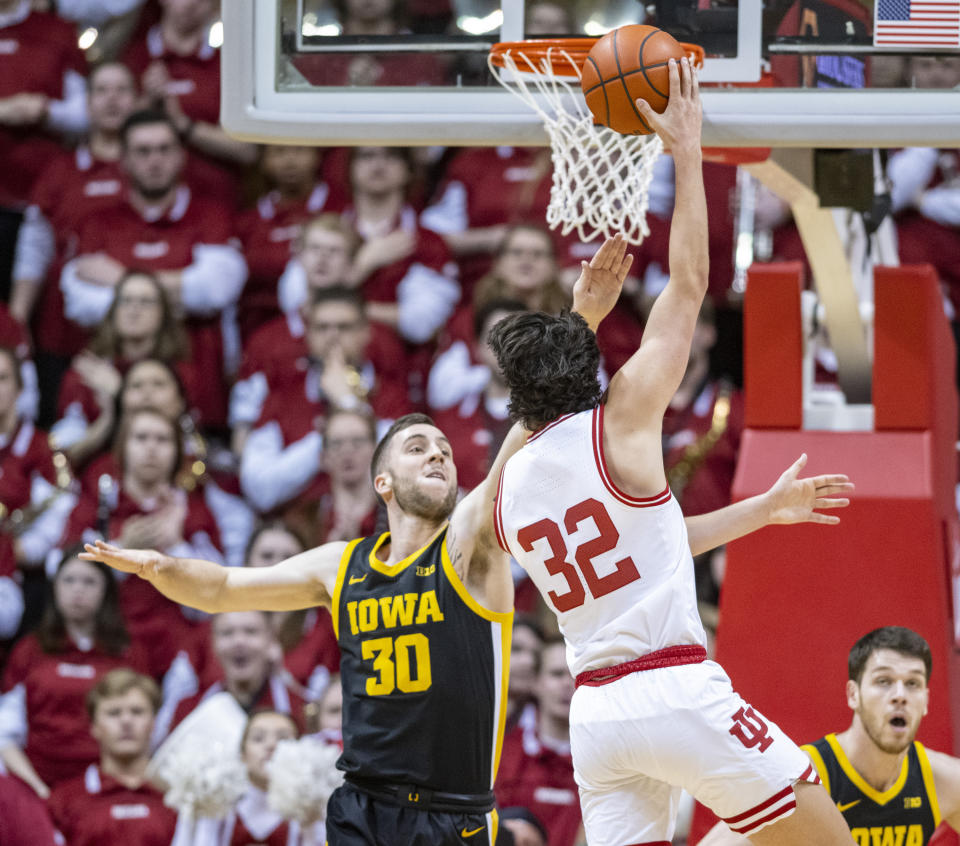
[890,716,907,728]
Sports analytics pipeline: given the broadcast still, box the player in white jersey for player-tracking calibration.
[488,58,856,846]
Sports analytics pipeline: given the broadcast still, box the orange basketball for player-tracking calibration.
[581,24,685,136]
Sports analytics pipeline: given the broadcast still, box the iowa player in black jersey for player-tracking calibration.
[701,626,960,845]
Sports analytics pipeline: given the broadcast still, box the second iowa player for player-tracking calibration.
[702,627,960,845]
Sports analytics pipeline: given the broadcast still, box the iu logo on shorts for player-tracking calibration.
[729,706,774,753]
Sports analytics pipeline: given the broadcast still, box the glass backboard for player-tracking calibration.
[221,0,960,147]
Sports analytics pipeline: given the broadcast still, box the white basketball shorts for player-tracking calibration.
[569,658,819,846]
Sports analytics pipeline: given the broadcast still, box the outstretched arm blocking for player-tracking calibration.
[571,233,634,332]
[80,539,346,614]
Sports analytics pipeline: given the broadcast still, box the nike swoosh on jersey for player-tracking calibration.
[837,799,861,812]
[349,574,367,584]
[461,826,485,837]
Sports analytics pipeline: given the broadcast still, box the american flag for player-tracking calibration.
[874,0,960,46]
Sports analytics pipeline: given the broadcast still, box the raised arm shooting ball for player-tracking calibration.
[581,24,686,136]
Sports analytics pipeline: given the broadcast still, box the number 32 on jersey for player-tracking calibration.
[517,497,640,612]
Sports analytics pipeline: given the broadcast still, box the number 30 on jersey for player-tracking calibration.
[517,497,640,612]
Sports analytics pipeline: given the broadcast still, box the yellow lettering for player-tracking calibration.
[395,633,432,692]
[415,564,435,576]
[346,601,360,636]
[860,827,911,846]
[415,590,444,625]
[358,598,379,632]
[361,637,394,695]
[378,594,417,629]
[359,633,433,696]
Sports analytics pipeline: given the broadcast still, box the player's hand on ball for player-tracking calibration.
[572,233,634,331]
[766,454,854,526]
[635,57,702,152]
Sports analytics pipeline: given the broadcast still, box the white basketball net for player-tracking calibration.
[488,46,664,246]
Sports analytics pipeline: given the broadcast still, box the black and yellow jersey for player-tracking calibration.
[803,734,940,846]
[332,527,513,795]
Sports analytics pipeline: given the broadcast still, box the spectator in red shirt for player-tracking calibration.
[52,269,191,468]
[59,407,224,677]
[0,0,88,211]
[284,408,380,548]
[0,346,75,606]
[0,548,149,796]
[0,764,58,846]
[154,610,307,744]
[60,108,248,428]
[48,667,177,846]
[421,147,553,292]
[495,637,583,846]
[232,213,356,455]
[123,0,256,206]
[236,145,346,340]
[11,62,136,380]
[239,288,408,514]
[344,146,459,359]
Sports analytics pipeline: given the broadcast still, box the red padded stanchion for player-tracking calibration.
[743,262,804,429]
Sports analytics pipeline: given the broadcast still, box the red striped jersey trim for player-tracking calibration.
[723,784,794,825]
[527,412,575,443]
[722,763,818,835]
[591,406,672,507]
[493,466,510,555]
[729,798,797,835]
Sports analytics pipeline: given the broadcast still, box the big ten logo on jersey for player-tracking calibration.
[346,591,444,697]
[850,825,924,846]
[729,706,774,753]
[517,497,640,612]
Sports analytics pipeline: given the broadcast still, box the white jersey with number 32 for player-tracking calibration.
[495,405,706,677]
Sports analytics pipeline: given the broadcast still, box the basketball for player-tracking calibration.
[581,24,686,136]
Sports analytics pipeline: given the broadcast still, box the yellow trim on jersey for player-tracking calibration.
[826,733,910,805]
[366,525,448,578]
[331,538,364,639]
[915,742,942,827]
[801,743,831,796]
[492,619,512,781]
[439,536,513,624]
[490,808,499,844]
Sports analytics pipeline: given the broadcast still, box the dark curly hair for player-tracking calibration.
[488,310,602,431]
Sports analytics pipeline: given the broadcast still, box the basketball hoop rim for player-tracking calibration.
[489,37,706,78]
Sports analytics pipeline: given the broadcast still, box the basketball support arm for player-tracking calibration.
[744,154,872,404]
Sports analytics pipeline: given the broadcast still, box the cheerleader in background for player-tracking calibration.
[172,709,332,846]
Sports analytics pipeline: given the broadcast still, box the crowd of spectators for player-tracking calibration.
[1,0,959,843]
